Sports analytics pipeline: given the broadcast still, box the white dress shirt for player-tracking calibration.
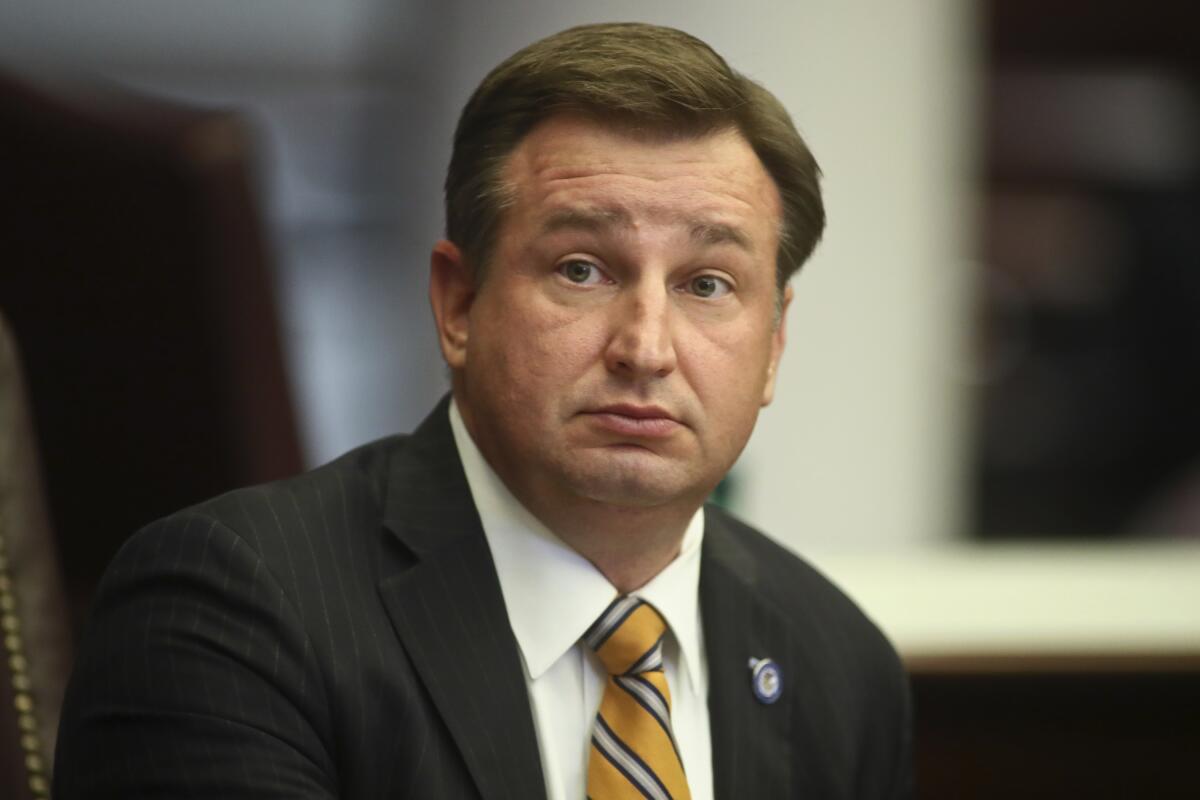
[449,400,713,800]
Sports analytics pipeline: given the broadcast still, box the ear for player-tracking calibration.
[761,283,793,407]
[429,239,475,369]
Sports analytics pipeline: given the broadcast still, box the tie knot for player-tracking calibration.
[583,596,666,676]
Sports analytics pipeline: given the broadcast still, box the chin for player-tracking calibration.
[562,451,704,510]
[584,483,678,509]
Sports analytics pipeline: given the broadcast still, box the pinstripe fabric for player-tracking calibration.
[54,396,913,799]
[55,398,546,800]
[586,598,690,800]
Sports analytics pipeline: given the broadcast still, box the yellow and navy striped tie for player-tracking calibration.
[584,596,691,800]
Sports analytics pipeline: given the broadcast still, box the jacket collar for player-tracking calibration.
[376,396,548,800]
[701,511,798,799]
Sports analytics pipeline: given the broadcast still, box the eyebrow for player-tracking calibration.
[541,207,632,234]
[690,221,752,252]
[539,207,754,253]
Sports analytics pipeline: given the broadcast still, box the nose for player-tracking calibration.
[603,284,678,380]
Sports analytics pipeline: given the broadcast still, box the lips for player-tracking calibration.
[583,404,682,438]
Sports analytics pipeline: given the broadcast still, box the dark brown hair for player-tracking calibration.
[445,22,825,289]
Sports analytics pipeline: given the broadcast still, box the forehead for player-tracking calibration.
[501,116,783,246]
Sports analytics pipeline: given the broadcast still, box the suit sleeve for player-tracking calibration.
[55,512,339,799]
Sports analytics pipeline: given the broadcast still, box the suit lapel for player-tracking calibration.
[701,513,795,799]
[376,399,547,800]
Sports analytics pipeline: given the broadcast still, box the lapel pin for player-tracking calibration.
[748,657,782,704]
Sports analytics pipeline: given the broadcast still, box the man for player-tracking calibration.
[56,22,911,799]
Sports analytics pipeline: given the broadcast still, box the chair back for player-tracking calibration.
[0,312,73,800]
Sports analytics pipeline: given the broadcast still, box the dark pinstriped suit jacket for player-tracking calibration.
[55,397,912,798]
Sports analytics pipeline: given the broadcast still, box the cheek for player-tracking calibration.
[471,293,606,396]
[678,325,776,454]
[680,320,774,399]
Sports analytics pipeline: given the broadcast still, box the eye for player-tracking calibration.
[557,259,608,286]
[687,274,733,299]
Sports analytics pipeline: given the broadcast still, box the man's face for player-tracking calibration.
[434,115,790,518]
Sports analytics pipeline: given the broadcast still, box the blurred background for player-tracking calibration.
[1,0,1198,797]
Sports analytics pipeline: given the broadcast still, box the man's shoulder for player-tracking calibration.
[703,502,846,607]
[184,434,408,535]
[702,506,912,795]
[703,503,900,664]
[117,434,417,583]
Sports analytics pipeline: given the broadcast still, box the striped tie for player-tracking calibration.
[584,596,691,800]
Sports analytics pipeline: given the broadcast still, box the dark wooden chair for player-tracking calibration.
[0,70,303,629]
[0,311,72,800]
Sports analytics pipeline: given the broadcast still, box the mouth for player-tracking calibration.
[582,404,683,438]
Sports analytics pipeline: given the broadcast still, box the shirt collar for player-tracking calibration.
[448,398,706,692]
